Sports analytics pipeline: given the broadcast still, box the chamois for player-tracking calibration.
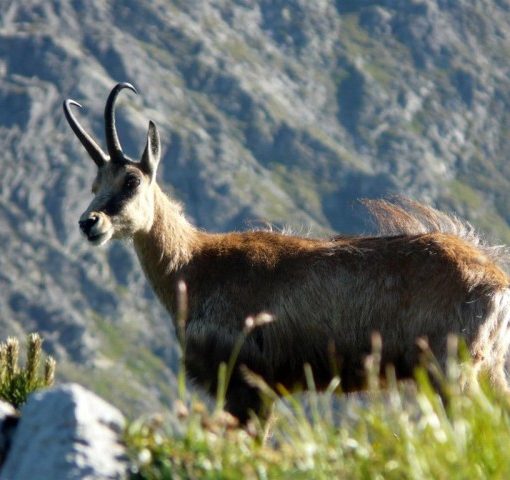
[64,83,510,423]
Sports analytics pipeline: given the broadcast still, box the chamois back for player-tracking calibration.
[364,197,508,264]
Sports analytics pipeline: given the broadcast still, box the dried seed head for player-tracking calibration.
[447,334,459,357]
[0,344,6,382]
[176,280,188,341]
[44,356,56,386]
[27,333,42,352]
[211,410,239,430]
[416,336,430,352]
[175,400,189,419]
[244,316,255,331]
[254,312,274,327]
[371,331,382,354]
[244,312,274,333]
[240,364,276,399]
[27,333,43,383]
[5,337,19,379]
[177,280,187,297]
[192,401,206,415]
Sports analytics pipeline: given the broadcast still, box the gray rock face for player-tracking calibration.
[0,384,127,480]
[0,401,18,468]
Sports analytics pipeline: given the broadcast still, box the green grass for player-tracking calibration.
[125,353,510,479]
[443,179,510,244]
[60,314,178,418]
[0,333,56,409]
[449,179,484,209]
[341,14,372,58]
[270,164,323,215]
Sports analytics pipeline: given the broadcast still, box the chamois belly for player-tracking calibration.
[182,267,503,395]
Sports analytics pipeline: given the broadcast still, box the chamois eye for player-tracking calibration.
[125,175,140,190]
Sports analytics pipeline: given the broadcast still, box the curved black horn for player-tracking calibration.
[63,99,108,167]
[104,82,138,161]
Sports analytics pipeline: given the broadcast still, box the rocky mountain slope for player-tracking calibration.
[1,0,510,414]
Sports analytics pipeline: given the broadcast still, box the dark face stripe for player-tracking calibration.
[101,187,138,216]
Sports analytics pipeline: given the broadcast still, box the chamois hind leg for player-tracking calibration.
[481,290,510,395]
[488,360,510,394]
[485,334,510,395]
[471,349,510,396]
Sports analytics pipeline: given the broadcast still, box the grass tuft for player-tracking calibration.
[0,333,56,409]
[125,349,510,479]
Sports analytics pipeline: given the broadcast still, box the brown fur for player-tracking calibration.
[64,85,510,423]
[132,187,510,422]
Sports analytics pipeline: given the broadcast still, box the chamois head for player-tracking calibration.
[63,83,161,246]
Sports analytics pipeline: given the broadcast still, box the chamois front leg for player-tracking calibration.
[184,356,265,424]
[224,377,264,425]
[184,321,269,424]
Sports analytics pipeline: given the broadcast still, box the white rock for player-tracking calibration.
[0,384,128,480]
[0,402,16,419]
[0,400,18,467]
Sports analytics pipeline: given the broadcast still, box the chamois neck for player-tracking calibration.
[133,185,197,295]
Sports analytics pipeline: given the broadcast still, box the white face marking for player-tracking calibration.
[79,163,155,246]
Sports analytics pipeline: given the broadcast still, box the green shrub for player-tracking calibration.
[0,333,56,408]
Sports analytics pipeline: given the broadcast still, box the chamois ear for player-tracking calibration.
[140,120,161,181]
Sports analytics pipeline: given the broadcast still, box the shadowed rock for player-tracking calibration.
[0,384,127,480]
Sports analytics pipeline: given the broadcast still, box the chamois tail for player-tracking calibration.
[363,197,509,270]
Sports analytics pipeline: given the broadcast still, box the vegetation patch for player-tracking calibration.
[270,164,323,217]
[443,179,510,244]
[126,354,510,479]
[0,333,55,409]
[81,314,177,417]
[448,179,484,210]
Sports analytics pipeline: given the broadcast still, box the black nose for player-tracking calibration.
[79,215,99,235]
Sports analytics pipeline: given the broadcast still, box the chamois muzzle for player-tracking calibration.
[79,215,99,236]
